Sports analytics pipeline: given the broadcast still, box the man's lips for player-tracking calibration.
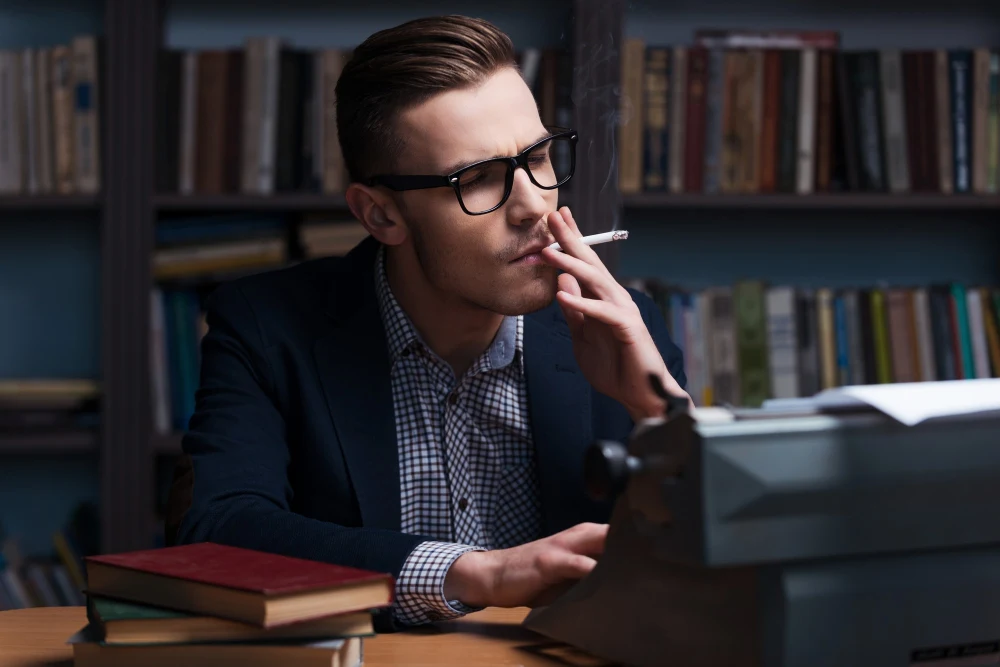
[510,240,553,263]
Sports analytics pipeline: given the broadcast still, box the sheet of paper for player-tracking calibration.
[764,379,1000,426]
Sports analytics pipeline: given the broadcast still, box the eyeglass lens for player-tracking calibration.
[455,135,573,213]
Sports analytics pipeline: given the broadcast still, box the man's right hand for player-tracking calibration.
[442,522,608,609]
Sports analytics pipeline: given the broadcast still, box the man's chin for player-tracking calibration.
[488,274,558,316]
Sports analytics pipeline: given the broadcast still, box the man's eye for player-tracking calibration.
[459,172,487,191]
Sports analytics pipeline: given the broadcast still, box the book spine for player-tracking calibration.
[972,48,991,193]
[879,49,910,193]
[951,283,974,379]
[987,50,999,193]
[871,289,893,383]
[797,289,821,396]
[702,48,725,193]
[949,50,973,193]
[642,48,669,192]
[0,51,24,194]
[720,50,741,193]
[758,49,781,192]
[796,48,817,194]
[966,289,991,379]
[21,48,38,194]
[683,47,708,192]
[708,288,740,406]
[240,38,262,193]
[834,294,850,386]
[816,287,837,389]
[766,286,799,399]
[35,48,53,193]
[668,46,687,193]
[844,290,867,385]
[912,288,938,382]
[735,281,770,407]
[257,37,280,195]
[617,37,645,195]
[814,49,834,191]
[835,51,861,191]
[855,51,886,191]
[934,50,954,193]
[71,35,100,194]
[777,49,800,193]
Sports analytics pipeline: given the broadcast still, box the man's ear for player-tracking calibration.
[345,182,408,246]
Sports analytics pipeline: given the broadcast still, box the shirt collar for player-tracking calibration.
[374,244,523,373]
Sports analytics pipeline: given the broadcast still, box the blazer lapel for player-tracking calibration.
[313,240,401,532]
[524,307,595,535]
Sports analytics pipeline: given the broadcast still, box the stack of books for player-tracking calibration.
[68,542,394,666]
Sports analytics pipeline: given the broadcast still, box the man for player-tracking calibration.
[168,14,688,630]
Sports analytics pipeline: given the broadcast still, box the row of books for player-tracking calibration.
[618,28,1000,196]
[150,214,369,432]
[156,39,572,197]
[0,378,100,430]
[0,37,101,196]
[0,502,96,610]
[70,542,383,666]
[152,213,368,282]
[625,279,1000,408]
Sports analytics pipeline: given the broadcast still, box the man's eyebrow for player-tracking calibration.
[441,130,554,175]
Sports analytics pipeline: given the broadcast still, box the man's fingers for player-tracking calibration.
[559,206,582,235]
[547,209,603,266]
[555,292,635,336]
[549,553,598,580]
[557,273,586,333]
[544,246,626,304]
[552,522,609,558]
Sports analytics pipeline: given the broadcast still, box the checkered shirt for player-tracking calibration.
[373,246,543,626]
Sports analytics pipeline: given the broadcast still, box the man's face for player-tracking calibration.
[391,66,561,316]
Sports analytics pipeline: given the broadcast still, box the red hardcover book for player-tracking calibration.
[684,46,708,192]
[85,542,394,628]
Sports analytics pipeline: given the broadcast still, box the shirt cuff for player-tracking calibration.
[392,541,486,626]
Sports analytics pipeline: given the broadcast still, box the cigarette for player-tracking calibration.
[548,230,629,252]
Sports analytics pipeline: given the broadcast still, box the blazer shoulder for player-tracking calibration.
[202,255,349,342]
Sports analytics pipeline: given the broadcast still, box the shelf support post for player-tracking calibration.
[101,0,160,554]
[571,0,626,276]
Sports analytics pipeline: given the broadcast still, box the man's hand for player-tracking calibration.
[443,522,607,608]
[540,206,691,421]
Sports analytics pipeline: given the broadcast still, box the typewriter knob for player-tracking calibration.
[585,440,644,501]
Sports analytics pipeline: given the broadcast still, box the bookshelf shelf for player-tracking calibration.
[151,432,183,455]
[622,193,1000,210]
[0,428,99,454]
[154,194,350,212]
[0,195,102,211]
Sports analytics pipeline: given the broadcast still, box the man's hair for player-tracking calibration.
[335,15,518,184]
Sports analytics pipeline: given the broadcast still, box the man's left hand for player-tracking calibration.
[540,207,690,421]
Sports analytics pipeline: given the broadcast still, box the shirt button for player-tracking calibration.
[448,392,459,405]
[458,498,469,511]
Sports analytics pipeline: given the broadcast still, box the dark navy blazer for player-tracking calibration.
[172,235,685,626]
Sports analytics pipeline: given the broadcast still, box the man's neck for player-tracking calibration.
[385,245,504,379]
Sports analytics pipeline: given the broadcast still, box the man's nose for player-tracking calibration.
[506,166,551,227]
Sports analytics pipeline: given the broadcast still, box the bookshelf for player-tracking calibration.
[0,195,102,211]
[622,193,1000,210]
[0,0,997,574]
[153,194,350,211]
[0,429,99,454]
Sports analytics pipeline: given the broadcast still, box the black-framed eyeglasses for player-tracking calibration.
[365,127,578,216]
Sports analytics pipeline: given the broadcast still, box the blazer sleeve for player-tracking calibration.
[174,281,426,621]
[631,287,688,392]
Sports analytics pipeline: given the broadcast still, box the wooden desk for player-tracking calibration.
[0,606,612,667]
